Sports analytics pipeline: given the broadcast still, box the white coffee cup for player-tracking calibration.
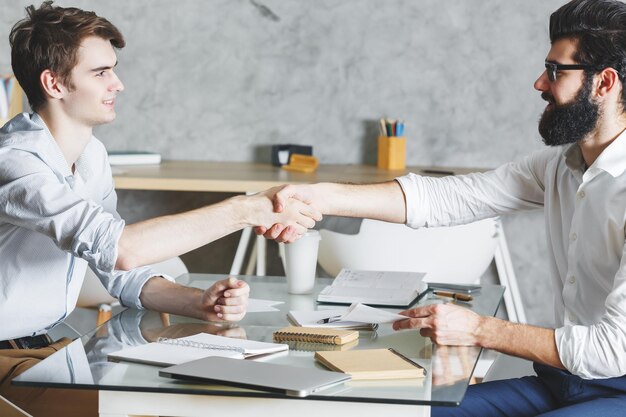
[283,230,321,294]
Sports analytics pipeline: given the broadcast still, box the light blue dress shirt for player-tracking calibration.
[397,130,626,379]
[0,113,164,340]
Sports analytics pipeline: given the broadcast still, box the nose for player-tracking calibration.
[110,71,124,93]
[534,70,550,92]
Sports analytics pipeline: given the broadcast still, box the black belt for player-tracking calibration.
[0,334,53,350]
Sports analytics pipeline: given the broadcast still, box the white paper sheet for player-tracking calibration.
[339,303,406,324]
[247,298,284,313]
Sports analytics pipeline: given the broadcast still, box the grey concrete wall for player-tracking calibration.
[0,0,566,326]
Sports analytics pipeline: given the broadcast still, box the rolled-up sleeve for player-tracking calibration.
[90,264,175,309]
[0,151,124,272]
[555,250,626,379]
[396,149,553,228]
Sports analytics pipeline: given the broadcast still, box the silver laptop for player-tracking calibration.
[160,356,351,397]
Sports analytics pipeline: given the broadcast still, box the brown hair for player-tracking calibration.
[9,1,125,111]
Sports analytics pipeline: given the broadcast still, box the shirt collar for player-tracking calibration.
[588,128,626,178]
[562,128,626,179]
[31,113,73,178]
[31,113,93,181]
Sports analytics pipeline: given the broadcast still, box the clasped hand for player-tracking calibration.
[254,184,322,242]
[201,277,250,322]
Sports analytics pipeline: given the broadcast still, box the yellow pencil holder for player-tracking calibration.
[377,136,406,170]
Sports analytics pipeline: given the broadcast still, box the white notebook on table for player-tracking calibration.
[108,333,288,367]
[317,269,428,307]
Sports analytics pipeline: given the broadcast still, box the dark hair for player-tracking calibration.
[550,0,626,109]
[9,1,125,111]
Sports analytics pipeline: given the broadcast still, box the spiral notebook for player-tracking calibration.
[282,339,359,352]
[273,326,358,345]
[108,333,288,367]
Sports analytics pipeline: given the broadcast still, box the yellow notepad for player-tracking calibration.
[273,326,358,345]
[314,348,425,380]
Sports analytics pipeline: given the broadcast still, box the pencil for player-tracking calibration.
[432,291,473,302]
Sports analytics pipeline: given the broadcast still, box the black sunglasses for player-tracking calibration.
[544,61,594,82]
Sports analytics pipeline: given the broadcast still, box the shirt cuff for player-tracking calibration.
[395,174,428,228]
[555,325,595,379]
[118,268,176,310]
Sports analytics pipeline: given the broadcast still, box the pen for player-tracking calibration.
[421,169,456,176]
[385,119,395,137]
[396,121,405,136]
[432,291,473,302]
[427,282,481,294]
[316,315,342,324]
[379,118,387,136]
[388,348,425,371]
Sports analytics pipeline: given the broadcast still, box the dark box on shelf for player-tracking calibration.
[271,144,313,167]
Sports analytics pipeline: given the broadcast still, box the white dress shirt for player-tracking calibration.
[397,130,626,379]
[0,113,166,340]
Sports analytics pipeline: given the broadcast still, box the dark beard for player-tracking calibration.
[538,75,600,146]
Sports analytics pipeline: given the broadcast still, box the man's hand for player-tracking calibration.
[251,185,323,242]
[392,303,483,346]
[254,184,324,242]
[200,277,250,322]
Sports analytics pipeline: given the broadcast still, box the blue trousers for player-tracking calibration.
[432,363,626,417]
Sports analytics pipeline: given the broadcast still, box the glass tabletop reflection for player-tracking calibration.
[14,273,504,407]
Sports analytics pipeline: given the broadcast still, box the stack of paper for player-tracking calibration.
[287,308,377,331]
[317,269,427,307]
[288,303,407,331]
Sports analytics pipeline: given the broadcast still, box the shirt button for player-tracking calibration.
[569,276,576,284]
[571,233,577,241]
[578,190,586,198]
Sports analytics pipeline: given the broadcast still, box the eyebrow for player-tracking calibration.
[90,61,118,72]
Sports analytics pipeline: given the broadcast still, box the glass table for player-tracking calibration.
[14,273,504,417]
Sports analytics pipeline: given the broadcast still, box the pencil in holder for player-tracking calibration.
[377,136,406,170]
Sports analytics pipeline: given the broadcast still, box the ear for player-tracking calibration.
[595,67,621,98]
[40,69,68,100]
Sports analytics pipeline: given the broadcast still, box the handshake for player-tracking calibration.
[245,184,325,243]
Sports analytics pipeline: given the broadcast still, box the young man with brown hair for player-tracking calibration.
[262,0,626,415]
[0,2,320,415]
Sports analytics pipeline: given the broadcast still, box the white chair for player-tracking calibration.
[317,217,526,323]
[318,218,495,284]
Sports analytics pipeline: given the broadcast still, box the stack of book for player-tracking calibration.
[107,150,161,165]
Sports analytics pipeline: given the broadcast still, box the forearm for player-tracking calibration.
[139,276,205,320]
[478,316,564,369]
[116,196,248,270]
[313,181,407,223]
